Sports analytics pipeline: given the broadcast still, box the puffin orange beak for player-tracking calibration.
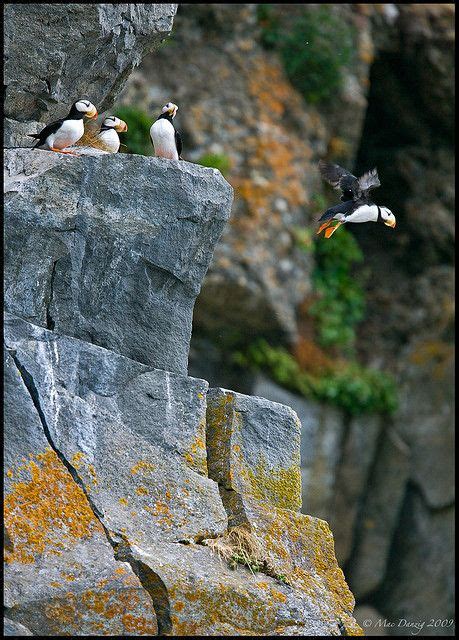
[87,108,98,120]
[384,219,396,228]
[115,120,128,133]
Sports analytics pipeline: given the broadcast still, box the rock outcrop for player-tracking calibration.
[4,309,361,635]
[4,150,232,374]
[4,4,177,124]
[4,5,361,633]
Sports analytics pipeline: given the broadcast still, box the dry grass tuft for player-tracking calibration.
[75,124,113,152]
[203,525,291,584]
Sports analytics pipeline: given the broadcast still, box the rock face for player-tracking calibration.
[4,312,361,636]
[4,4,177,124]
[4,149,232,374]
[114,4,454,633]
[4,3,361,628]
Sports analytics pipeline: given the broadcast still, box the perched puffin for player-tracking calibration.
[28,99,98,155]
[150,102,182,160]
[94,116,128,153]
[317,160,396,238]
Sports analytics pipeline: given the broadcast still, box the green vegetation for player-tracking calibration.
[309,229,365,350]
[234,226,397,416]
[197,152,232,176]
[257,5,355,104]
[234,339,398,416]
[114,106,153,156]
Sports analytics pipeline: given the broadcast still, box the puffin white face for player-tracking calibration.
[380,207,396,228]
[74,99,98,119]
[103,115,128,132]
[161,102,178,119]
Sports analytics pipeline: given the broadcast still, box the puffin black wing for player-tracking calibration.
[28,119,64,148]
[319,160,361,201]
[357,168,380,196]
[318,199,356,222]
[175,128,183,159]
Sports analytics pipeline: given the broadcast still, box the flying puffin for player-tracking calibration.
[28,99,98,155]
[317,160,396,238]
[93,115,128,153]
[150,102,182,160]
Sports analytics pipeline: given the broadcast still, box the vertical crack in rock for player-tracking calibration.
[7,348,172,636]
[45,260,57,331]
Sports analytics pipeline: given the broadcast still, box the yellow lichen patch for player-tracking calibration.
[71,451,86,470]
[169,577,278,635]
[44,587,157,635]
[260,508,357,621]
[269,587,287,603]
[135,486,149,496]
[62,572,76,582]
[4,448,98,564]
[236,453,302,512]
[118,498,129,507]
[121,613,157,635]
[130,461,156,475]
[50,581,62,588]
[173,601,185,612]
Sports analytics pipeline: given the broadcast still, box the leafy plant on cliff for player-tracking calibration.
[114,106,153,156]
[257,5,355,104]
[234,339,398,416]
[309,229,365,350]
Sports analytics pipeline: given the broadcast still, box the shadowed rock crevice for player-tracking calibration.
[45,260,57,331]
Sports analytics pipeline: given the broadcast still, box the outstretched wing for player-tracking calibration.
[319,159,360,198]
[358,168,380,194]
[175,128,183,159]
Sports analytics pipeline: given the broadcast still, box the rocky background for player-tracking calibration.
[112,3,455,635]
[3,3,369,637]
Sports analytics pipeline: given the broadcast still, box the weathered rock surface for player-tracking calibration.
[4,4,177,124]
[4,314,361,636]
[4,149,233,374]
[4,618,33,636]
[4,313,227,547]
[4,345,158,636]
[207,387,302,513]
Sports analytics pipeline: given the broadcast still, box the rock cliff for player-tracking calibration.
[114,4,454,634]
[4,3,362,636]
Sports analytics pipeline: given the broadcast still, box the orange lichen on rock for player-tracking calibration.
[130,460,156,475]
[4,448,98,564]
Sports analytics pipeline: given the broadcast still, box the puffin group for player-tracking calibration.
[30,98,395,239]
[30,98,182,160]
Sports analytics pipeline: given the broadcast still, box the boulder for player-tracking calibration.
[4,4,177,124]
[206,387,302,513]
[4,149,233,374]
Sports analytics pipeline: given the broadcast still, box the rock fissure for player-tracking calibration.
[45,260,57,331]
[6,347,169,636]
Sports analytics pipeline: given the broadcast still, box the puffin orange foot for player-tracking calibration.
[317,221,332,235]
[50,147,80,156]
[324,222,342,239]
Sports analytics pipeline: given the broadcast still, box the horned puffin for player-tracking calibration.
[95,116,128,153]
[28,99,98,155]
[150,102,182,160]
[317,160,396,238]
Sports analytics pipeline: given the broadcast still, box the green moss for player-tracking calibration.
[258,5,355,104]
[197,153,231,176]
[114,106,153,156]
[234,339,398,416]
[310,228,366,350]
